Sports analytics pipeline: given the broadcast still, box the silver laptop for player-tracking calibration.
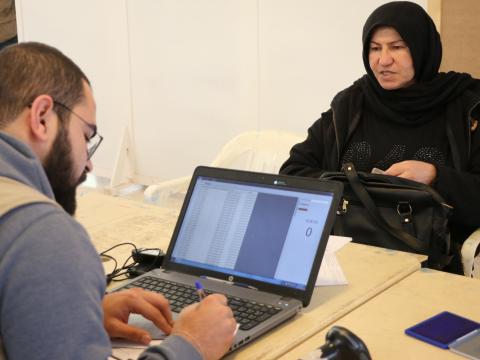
[115,166,342,352]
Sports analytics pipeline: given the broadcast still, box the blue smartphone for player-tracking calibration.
[405,311,480,349]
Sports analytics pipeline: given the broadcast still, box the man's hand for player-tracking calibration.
[172,294,236,360]
[384,160,437,185]
[103,288,174,345]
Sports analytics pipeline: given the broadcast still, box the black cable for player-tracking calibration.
[100,244,164,284]
[120,254,135,270]
[100,242,138,285]
[99,242,138,256]
[100,253,118,270]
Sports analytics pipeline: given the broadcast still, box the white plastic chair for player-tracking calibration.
[144,130,303,206]
[462,229,480,278]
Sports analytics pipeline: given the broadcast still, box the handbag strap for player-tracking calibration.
[446,118,463,171]
[342,163,427,253]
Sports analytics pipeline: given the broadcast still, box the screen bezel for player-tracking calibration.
[162,166,343,307]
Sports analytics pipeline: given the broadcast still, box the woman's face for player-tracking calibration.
[368,26,415,90]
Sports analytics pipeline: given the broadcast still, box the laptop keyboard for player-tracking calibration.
[122,276,282,331]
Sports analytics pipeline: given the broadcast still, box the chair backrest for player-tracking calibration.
[462,230,480,278]
[210,130,303,174]
[143,130,304,206]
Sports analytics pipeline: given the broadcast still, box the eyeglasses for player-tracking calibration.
[53,101,103,159]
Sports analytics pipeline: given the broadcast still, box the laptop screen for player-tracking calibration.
[170,175,334,290]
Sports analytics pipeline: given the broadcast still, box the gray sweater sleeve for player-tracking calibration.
[1,203,204,360]
[138,335,203,360]
[0,204,111,360]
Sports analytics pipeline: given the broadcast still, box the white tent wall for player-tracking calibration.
[15,0,426,184]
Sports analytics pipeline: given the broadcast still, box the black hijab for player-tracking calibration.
[358,1,476,124]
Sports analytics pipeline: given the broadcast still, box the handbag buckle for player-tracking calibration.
[397,202,413,223]
[337,198,349,215]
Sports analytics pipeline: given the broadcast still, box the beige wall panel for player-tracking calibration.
[438,0,480,78]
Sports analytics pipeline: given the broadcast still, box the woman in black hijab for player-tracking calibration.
[280,1,480,273]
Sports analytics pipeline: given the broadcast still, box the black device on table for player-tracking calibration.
[319,326,371,360]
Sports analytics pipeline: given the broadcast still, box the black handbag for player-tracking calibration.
[320,163,453,270]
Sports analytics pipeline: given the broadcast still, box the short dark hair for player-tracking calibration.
[0,42,90,128]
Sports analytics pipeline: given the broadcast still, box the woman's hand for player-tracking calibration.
[384,160,437,185]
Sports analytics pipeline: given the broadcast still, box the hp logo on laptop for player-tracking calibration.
[228,275,234,282]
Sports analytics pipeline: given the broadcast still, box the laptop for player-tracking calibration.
[114,166,342,352]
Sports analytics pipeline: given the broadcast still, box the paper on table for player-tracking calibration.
[299,348,322,360]
[110,339,163,360]
[316,235,352,286]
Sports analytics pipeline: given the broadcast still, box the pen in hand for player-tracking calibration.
[195,280,240,336]
[194,280,206,301]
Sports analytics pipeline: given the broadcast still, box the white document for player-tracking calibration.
[299,348,322,360]
[315,235,351,286]
[371,167,386,175]
[110,339,163,360]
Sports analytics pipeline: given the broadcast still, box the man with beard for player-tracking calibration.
[0,42,236,360]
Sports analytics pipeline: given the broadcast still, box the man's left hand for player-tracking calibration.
[103,288,174,345]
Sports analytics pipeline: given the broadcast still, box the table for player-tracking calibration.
[227,244,425,359]
[282,269,480,360]
[76,192,426,359]
[76,192,181,279]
